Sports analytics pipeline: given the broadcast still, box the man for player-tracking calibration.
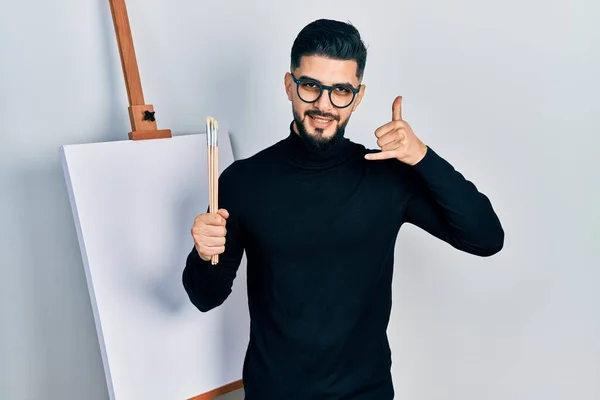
[183,18,504,400]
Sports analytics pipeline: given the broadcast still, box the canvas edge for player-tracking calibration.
[58,145,117,400]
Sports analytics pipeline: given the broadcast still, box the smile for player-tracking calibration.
[309,115,334,128]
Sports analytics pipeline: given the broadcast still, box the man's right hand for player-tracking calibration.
[191,209,229,261]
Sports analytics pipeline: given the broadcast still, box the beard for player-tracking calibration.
[293,107,349,152]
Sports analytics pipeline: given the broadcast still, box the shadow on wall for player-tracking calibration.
[150,193,201,314]
[18,162,109,400]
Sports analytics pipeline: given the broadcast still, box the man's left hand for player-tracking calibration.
[365,96,428,166]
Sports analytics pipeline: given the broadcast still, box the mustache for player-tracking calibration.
[305,109,339,121]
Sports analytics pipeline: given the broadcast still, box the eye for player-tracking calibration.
[334,85,352,94]
[300,81,320,90]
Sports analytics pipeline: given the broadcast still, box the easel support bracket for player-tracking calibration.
[109,0,172,140]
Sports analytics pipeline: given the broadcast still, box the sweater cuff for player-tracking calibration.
[410,146,453,184]
[188,246,218,272]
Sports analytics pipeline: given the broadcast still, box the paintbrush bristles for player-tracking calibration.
[206,116,219,147]
[206,116,220,265]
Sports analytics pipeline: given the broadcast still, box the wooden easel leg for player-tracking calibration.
[109,0,172,141]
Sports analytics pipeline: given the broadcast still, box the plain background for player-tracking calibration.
[1,0,598,399]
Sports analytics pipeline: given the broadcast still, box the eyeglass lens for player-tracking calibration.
[296,80,356,108]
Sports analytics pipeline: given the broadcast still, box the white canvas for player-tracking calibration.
[59,132,249,400]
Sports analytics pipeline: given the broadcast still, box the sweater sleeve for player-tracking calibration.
[182,162,246,312]
[401,147,504,257]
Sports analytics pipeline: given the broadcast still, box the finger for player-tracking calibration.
[202,235,226,247]
[392,96,402,121]
[203,224,227,237]
[201,213,227,226]
[375,119,407,138]
[374,120,398,138]
[192,223,227,239]
[364,150,397,161]
[377,131,398,148]
[378,125,407,146]
[198,244,226,257]
[380,138,404,152]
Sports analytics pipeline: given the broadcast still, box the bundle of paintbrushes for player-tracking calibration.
[206,116,219,265]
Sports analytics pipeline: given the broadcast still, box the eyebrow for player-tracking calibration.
[297,75,357,87]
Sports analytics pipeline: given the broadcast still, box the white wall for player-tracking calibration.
[1,0,598,399]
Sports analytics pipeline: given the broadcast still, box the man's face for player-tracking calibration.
[284,55,365,150]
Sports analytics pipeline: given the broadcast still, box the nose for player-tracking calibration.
[314,89,334,112]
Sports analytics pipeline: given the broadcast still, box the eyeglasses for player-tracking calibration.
[290,73,361,109]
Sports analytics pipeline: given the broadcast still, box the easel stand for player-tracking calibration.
[109,0,171,140]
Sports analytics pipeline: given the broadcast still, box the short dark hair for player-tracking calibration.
[290,19,368,80]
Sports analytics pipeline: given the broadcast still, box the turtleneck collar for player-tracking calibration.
[285,121,356,168]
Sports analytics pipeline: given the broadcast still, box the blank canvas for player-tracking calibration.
[59,132,249,400]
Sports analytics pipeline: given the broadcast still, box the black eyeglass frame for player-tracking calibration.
[290,73,361,109]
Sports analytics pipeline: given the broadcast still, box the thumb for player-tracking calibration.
[217,208,230,220]
[392,96,403,121]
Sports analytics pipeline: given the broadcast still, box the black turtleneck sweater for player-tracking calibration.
[182,125,504,400]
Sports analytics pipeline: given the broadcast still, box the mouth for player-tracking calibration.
[307,115,335,130]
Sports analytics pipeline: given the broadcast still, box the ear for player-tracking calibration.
[284,72,293,101]
[351,84,366,111]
